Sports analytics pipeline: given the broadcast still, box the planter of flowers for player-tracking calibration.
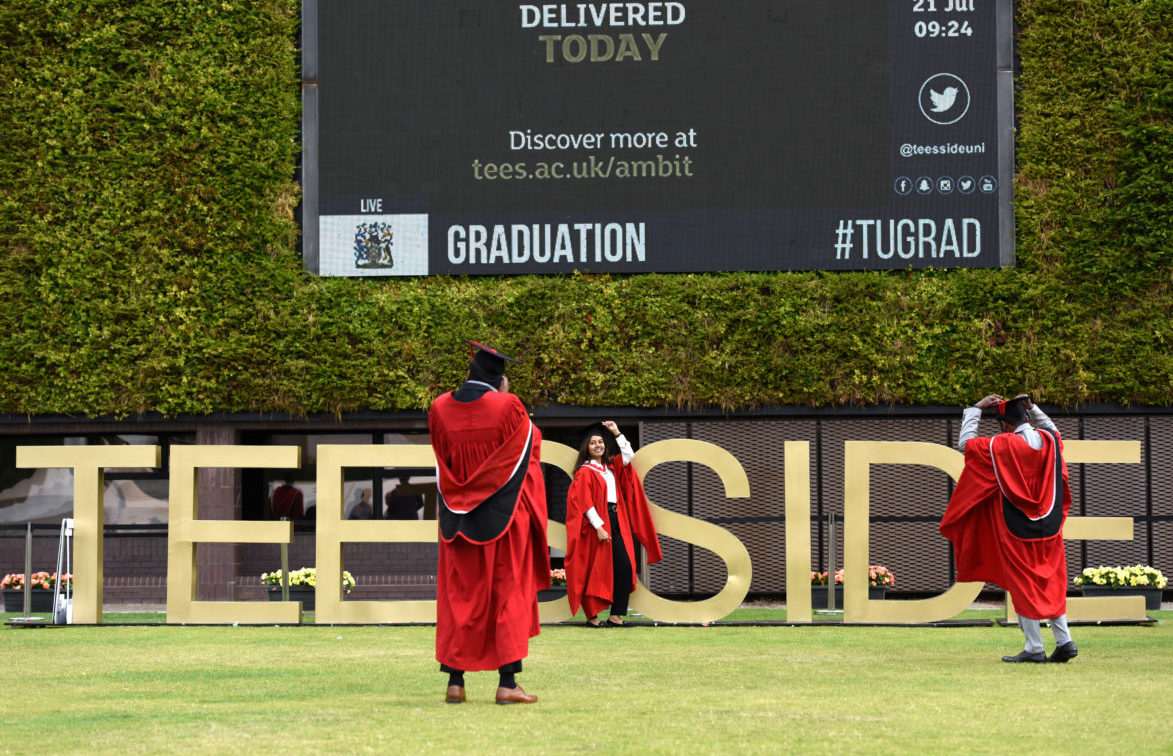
[2,572,72,613]
[809,566,894,609]
[261,567,355,611]
[538,569,567,601]
[1074,565,1166,610]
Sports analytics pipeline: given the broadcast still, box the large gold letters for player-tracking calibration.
[783,442,815,622]
[167,446,300,624]
[1019,440,1145,622]
[314,444,438,623]
[536,440,574,623]
[536,438,752,624]
[13,436,1147,624]
[628,439,752,624]
[837,439,1145,624]
[16,445,161,624]
[841,442,979,624]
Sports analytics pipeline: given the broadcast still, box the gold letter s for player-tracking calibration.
[630,440,752,624]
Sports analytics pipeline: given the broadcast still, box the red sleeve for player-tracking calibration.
[427,394,451,466]
[566,470,600,534]
[565,469,602,615]
[616,462,662,564]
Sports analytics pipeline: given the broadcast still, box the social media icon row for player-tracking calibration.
[894,175,996,196]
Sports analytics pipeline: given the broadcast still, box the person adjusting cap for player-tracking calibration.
[467,340,517,387]
[985,393,1030,426]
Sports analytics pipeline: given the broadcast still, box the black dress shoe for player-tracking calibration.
[1049,641,1079,663]
[1001,650,1047,663]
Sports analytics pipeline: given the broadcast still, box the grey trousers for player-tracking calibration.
[1018,614,1072,653]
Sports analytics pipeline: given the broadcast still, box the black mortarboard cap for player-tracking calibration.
[985,394,1030,426]
[579,422,609,445]
[467,340,517,386]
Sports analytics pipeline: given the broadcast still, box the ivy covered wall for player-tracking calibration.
[1,0,1170,417]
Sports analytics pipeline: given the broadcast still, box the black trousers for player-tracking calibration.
[440,660,522,675]
[608,507,633,617]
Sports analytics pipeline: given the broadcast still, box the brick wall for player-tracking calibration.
[0,529,170,602]
[236,534,438,600]
[0,529,439,603]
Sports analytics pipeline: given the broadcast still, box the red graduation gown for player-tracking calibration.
[430,389,549,671]
[940,429,1072,619]
[565,456,662,618]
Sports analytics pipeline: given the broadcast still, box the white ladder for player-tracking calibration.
[52,518,73,624]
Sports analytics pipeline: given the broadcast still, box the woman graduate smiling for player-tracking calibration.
[564,421,662,627]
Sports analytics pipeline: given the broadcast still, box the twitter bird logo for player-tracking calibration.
[919,73,970,125]
[929,87,958,112]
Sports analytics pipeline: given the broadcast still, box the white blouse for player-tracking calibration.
[583,434,635,529]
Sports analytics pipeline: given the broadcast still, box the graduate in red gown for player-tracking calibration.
[940,393,1078,663]
[565,421,662,627]
[269,480,304,520]
[430,342,549,704]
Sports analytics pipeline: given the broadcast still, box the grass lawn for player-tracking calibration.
[2,608,1170,754]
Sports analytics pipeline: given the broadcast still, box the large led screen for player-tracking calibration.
[306,0,1014,275]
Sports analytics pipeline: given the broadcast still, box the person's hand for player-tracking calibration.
[601,420,620,437]
[596,526,610,543]
[974,394,1002,409]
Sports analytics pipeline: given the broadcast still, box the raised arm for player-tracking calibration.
[959,394,1002,451]
[1026,398,1058,433]
[602,420,635,465]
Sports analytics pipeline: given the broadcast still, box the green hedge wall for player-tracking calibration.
[1,0,1171,417]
